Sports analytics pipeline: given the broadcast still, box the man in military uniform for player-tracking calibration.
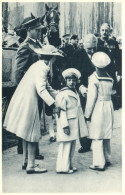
[15,15,45,159]
[97,23,119,83]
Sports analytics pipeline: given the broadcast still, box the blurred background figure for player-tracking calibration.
[117,35,122,49]
[2,26,8,47]
[59,34,76,68]
[60,34,70,53]
[2,27,19,48]
[78,39,84,49]
[70,34,79,50]
[109,26,116,41]
[62,34,70,47]
[94,33,100,38]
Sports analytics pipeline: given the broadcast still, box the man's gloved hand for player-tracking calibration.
[63,126,70,135]
[79,85,88,98]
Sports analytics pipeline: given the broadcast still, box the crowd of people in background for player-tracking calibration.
[2,14,122,174]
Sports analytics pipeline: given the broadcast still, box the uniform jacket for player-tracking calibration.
[97,37,120,79]
[15,37,42,84]
[72,48,95,87]
[56,87,88,142]
[85,72,114,139]
[4,60,57,142]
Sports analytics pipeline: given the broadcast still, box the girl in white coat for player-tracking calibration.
[85,52,114,171]
[56,68,88,174]
[4,45,63,174]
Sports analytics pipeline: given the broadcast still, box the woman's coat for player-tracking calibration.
[56,87,88,142]
[4,60,57,142]
[85,72,114,139]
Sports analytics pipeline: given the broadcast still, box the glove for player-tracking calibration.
[63,126,70,135]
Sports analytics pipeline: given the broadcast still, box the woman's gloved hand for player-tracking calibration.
[63,126,70,135]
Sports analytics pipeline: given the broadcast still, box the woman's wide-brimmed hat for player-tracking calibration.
[34,45,63,57]
[92,52,111,68]
[62,68,81,79]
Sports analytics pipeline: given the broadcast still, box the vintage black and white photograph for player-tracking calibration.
[1,0,123,193]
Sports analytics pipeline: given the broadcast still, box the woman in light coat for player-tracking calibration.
[85,52,114,171]
[4,45,63,174]
[56,68,88,174]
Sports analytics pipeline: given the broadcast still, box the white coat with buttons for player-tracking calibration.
[56,87,88,142]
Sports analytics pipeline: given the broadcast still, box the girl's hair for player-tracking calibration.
[62,73,79,87]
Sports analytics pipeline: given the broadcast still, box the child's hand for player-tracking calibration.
[63,127,70,135]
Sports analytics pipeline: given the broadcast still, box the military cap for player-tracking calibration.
[22,13,44,30]
[62,34,70,38]
[70,34,78,40]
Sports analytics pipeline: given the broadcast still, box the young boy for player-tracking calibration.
[55,68,88,174]
[85,52,114,171]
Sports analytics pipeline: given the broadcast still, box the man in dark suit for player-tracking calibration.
[73,34,96,153]
[15,15,45,160]
[73,31,120,153]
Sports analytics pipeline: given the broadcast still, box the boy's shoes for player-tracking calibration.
[78,146,90,153]
[71,167,77,171]
[35,154,44,160]
[89,165,105,171]
[56,170,74,174]
[26,165,47,174]
[49,137,56,143]
[22,163,39,170]
[105,162,111,167]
